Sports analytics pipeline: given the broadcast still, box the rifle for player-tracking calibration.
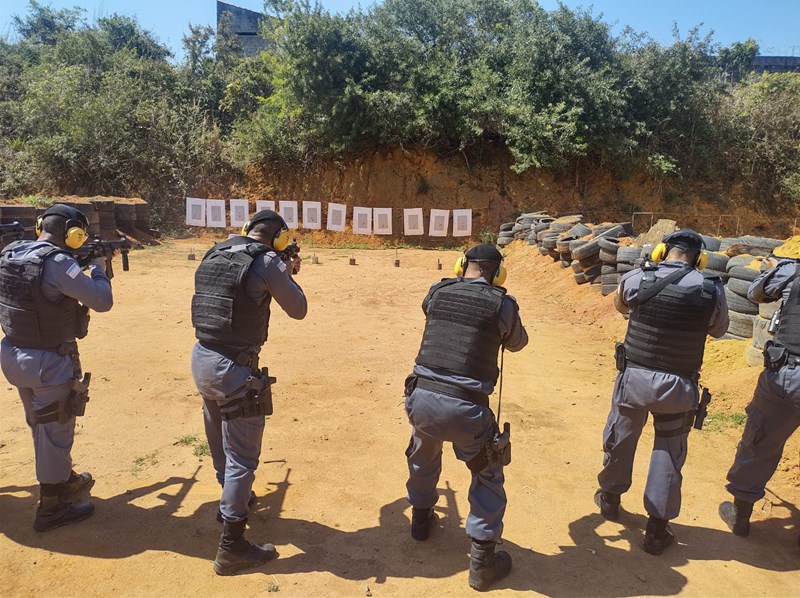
[74,236,132,280]
[0,221,25,245]
[280,238,301,273]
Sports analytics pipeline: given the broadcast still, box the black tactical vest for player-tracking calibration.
[623,267,717,377]
[0,241,88,349]
[191,237,272,350]
[415,279,506,384]
[774,268,800,355]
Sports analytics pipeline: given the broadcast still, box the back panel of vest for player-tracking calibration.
[192,250,251,334]
[775,274,800,354]
[624,280,715,375]
[416,281,504,383]
[0,244,79,348]
[0,247,41,342]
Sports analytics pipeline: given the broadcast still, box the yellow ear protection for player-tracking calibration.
[241,209,290,252]
[651,230,708,270]
[35,205,88,249]
[453,254,507,286]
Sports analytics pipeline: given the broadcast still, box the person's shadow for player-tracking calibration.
[0,468,218,561]
[2,469,797,594]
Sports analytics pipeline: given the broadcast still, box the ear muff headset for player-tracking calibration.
[241,211,290,252]
[35,206,88,249]
[651,243,708,270]
[453,255,507,286]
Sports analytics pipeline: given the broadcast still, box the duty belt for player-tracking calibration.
[413,376,489,406]
[199,341,258,367]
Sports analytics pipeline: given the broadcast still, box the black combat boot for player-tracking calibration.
[411,507,436,541]
[468,540,512,592]
[59,471,94,499]
[643,516,674,556]
[216,491,257,523]
[594,489,620,521]
[213,519,277,576]
[33,485,94,532]
[718,499,753,537]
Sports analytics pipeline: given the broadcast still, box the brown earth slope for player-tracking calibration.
[0,239,797,597]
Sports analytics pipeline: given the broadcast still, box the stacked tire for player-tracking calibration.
[598,237,622,295]
[569,224,626,288]
[723,255,761,340]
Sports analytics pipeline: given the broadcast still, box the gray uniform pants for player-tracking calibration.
[0,339,76,484]
[405,387,505,541]
[191,342,265,523]
[726,364,800,503]
[598,369,697,521]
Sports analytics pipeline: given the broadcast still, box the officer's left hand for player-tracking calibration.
[763,256,779,270]
[291,256,302,275]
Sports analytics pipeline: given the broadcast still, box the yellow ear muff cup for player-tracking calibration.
[65,225,88,249]
[241,221,250,236]
[697,251,708,270]
[273,228,290,252]
[493,265,507,287]
[35,217,43,237]
[651,243,668,263]
[454,256,466,277]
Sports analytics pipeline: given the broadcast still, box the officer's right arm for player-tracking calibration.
[262,255,307,320]
[499,296,528,352]
[614,270,639,314]
[43,253,113,312]
[747,261,796,303]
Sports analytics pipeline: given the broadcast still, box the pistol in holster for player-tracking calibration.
[693,386,711,430]
[244,367,277,417]
[71,372,91,417]
[467,422,512,473]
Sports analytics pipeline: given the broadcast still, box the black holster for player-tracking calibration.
[763,341,790,371]
[467,422,512,472]
[221,367,276,420]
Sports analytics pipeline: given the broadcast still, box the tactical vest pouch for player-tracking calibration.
[615,342,626,373]
[75,305,90,339]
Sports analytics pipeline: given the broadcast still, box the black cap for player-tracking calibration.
[42,204,88,228]
[465,243,503,262]
[246,209,286,233]
[663,228,704,251]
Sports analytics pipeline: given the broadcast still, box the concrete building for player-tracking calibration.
[217,1,268,57]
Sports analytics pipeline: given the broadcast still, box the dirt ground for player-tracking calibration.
[0,238,798,597]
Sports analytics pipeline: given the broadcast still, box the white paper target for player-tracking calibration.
[428,209,449,237]
[229,199,249,228]
[255,200,276,214]
[403,208,424,236]
[327,203,347,232]
[302,201,322,230]
[452,209,473,237]
[353,207,373,235]
[279,201,299,229]
[206,199,227,228]
[373,208,393,235]
[185,197,206,227]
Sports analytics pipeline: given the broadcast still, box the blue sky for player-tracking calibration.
[1,0,798,59]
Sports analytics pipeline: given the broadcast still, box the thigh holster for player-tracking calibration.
[34,373,91,425]
[221,368,276,420]
[652,411,695,438]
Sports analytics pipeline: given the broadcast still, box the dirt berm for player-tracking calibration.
[0,239,797,596]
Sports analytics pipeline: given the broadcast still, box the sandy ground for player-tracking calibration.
[0,239,798,597]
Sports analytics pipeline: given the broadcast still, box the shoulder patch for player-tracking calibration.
[276,260,287,273]
[66,263,82,279]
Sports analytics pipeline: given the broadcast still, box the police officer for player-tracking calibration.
[404,244,528,591]
[190,209,307,576]
[719,245,799,541]
[595,229,729,555]
[0,205,113,532]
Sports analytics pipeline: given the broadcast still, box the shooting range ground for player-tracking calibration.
[0,240,798,596]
